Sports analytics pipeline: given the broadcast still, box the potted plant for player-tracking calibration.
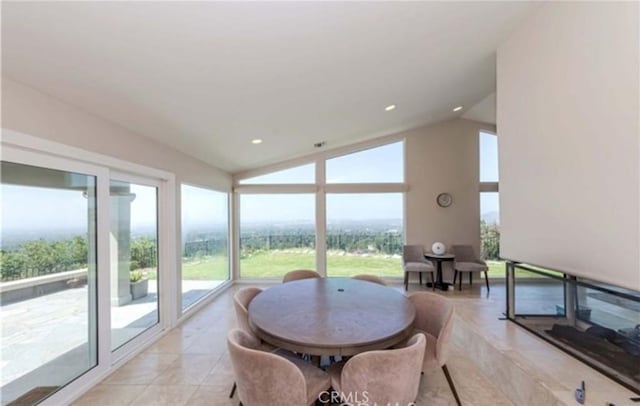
[130,270,148,300]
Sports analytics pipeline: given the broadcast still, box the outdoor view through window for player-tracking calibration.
[238,142,404,278]
[479,131,502,277]
[1,161,98,404]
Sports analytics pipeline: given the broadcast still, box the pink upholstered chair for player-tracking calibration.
[351,274,387,286]
[403,245,436,291]
[452,244,490,292]
[227,329,331,406]
[282,269,321,283]
[408,291,461,406]
[327,333,426,406]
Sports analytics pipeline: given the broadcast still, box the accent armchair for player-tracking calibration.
[452,244,490,291]
[402,245,435,291]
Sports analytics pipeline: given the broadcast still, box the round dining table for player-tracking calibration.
[248,277,416,356]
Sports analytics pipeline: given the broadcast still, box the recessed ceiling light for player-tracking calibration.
[385,104,396,111]
[251,139,263,144]
[453,106,463,112]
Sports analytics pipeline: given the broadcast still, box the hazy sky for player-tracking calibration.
[480,131,499,182]
[1,183,158,232]
[2,134,498,231]
[182,184,228,230]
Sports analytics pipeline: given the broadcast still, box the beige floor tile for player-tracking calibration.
[129,384,198,406]
[185,385,235,406]
[151,354,222,385]
[103,353,180,385]
[72,384,145,406]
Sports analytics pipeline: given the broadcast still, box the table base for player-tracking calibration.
[426,281,451,291]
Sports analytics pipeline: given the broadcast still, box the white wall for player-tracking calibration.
[405,119,495,280]
[497,2,640,289]
[2,77,231,190]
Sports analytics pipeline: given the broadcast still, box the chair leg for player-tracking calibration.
[404,272,409,291]
[484,271,490,292]
[458,272,462,291]
[469,272,472,285]
[229,381,236,398]
[430,273,435,291]
[442,364,462,406]
[453,270,457,285]
[419,272,423,285]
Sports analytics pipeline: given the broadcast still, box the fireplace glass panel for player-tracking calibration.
[508,263,640,393]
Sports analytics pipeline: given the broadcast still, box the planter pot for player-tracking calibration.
[130,279,148,300]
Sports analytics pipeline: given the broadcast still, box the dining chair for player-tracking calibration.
[230,287,276,398]
[351,274,387,286]
[452,244,490,292]
[282,269,321,283]
[402,245,435,291]
[227,329,331,406]
[327,333,426,406]
[408,291,461,406]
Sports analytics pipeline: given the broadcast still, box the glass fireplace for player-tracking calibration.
[505,261,640,394]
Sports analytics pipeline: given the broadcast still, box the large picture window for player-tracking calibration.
[181,184,229,310]
[236,140,405,279]
[239,194,315,278]
[326,193,403,277]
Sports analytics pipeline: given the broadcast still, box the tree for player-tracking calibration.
[480,221,500,260]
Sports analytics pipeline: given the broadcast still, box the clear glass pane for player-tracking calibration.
[514,269,565,315]
[326,142,404,183]
[239,163,315,184]
[110,180,159,351]
[480,132,499,182]
[480,192,503,276]
[239,194,315,278]
[1,161,97,404]
[181,185,229,310]
[326,193,403,277]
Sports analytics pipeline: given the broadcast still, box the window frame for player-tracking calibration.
[234,137,407,279]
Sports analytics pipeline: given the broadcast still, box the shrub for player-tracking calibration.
[130,270,145,283]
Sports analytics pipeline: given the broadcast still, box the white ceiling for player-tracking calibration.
[2,2,536,173]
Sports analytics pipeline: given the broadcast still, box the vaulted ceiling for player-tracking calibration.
[2,2,537,172]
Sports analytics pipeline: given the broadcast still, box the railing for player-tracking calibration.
[2,231,404,281]
[239,232,403,255]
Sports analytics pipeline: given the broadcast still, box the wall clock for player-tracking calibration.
[436,193,452,207]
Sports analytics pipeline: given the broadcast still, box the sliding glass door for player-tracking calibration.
[110,178,160,351]
[0,161,98,405]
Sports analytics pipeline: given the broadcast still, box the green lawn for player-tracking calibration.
[239,249,404,278]
[182,256,229,280]
[142,254,557,281]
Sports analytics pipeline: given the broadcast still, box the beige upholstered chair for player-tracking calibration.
[452,244,490,292]
[230,287,276,398]
[351,274,387,286]
[282,269,321,283]
[227,329,331,406]
[233,287,263,334]
[327,333,426,406]
[402,245,435,291]
[408,292,461,406]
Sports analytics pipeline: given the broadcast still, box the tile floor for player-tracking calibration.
[72,282,513,406]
